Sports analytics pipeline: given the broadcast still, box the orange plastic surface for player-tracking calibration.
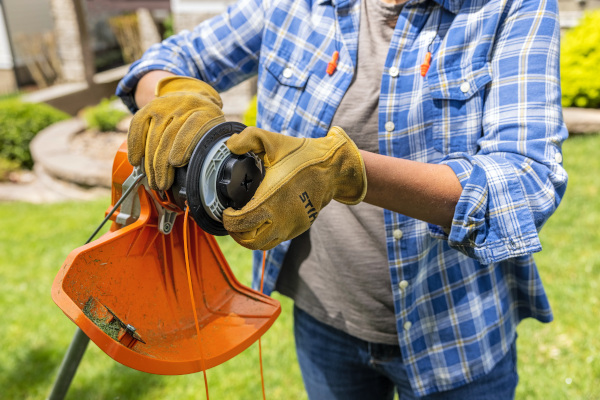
[52,142,280,375]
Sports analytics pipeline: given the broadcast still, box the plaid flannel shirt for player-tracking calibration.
[117,0,568,395]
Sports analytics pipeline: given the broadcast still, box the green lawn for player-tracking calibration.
[0,134,598,399]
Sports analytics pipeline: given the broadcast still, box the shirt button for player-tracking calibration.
[403,321,412,331]
[399,280,409,290]
[554,152,563,163]
[385,121,395,132]
[282,67,293,79]
[460,81,470,93]
[389,67,399,77]
[393,229,403,240]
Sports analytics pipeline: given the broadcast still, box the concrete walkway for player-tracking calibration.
[0,106,598,204]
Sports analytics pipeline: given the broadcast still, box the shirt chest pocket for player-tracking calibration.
[258,49,311,133]
[426,61,492,155]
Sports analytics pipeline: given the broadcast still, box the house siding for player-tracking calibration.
[3,0,53,66]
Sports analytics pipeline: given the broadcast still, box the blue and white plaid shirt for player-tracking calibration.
[117,0,568,395]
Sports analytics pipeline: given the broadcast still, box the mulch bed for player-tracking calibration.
[69,129,127,161]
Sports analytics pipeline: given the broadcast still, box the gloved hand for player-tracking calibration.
[223,126,367,250]
[127,76,225,190]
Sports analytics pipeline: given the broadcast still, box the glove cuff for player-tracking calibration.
[155,76,223,109]
[328,126,368,205]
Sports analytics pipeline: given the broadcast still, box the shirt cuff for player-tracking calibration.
[116,60,190,114]
[429,153,542,264]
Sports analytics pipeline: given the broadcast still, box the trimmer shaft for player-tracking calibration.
[171,122,264,235]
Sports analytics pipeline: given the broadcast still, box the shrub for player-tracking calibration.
[0,158,21,181]
[162,15,174,39]
[83,97,129,132]
[561,10,600,108]
[0,98,69,169]
[243,95,258,126]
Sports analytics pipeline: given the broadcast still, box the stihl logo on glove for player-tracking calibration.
[300,192,318,223]
[223,126,366,251]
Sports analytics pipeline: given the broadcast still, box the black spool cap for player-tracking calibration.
[171,121,263,236]
[217,154,263,210]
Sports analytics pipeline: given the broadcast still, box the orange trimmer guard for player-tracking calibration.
[52,142,280,375]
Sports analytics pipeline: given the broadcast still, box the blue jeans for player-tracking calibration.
[293,306,518,400]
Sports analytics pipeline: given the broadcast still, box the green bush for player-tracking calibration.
[243,95,258,126]
[0,98,69,170]
[561,10,600,108]
[0,158,20,181]
[162,15,174,39]
[83,97,129,132]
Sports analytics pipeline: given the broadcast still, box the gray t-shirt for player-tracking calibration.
[276,0,403,345]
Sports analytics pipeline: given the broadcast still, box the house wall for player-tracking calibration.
[50,0,90,82]
[0,4,12,69]
[0,4,16,93]
[559,0,600,28]
[86,0,169,12]
[171,0,235,32]
[3,0,54,66]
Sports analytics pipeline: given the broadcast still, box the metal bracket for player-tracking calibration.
[156,203,178,235]
[141,181,178,236]
[115,164,178,235]
[115,166,144,227]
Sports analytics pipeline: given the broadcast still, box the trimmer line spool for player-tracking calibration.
[171,121,264,235]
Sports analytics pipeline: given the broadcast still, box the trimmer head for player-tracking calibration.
[171,121,263,235]
[51,130,279,375]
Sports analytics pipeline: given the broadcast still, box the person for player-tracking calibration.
[116,0,568,397]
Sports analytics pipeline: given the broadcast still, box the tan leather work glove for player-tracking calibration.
[127,76,225,190]
[223,126,367,250]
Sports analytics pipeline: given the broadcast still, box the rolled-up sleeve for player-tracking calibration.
[432,0,568,264]
[116,0,269,113]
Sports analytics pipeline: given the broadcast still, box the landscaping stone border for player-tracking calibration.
[30,118,114,188]
[562,107,600,136]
